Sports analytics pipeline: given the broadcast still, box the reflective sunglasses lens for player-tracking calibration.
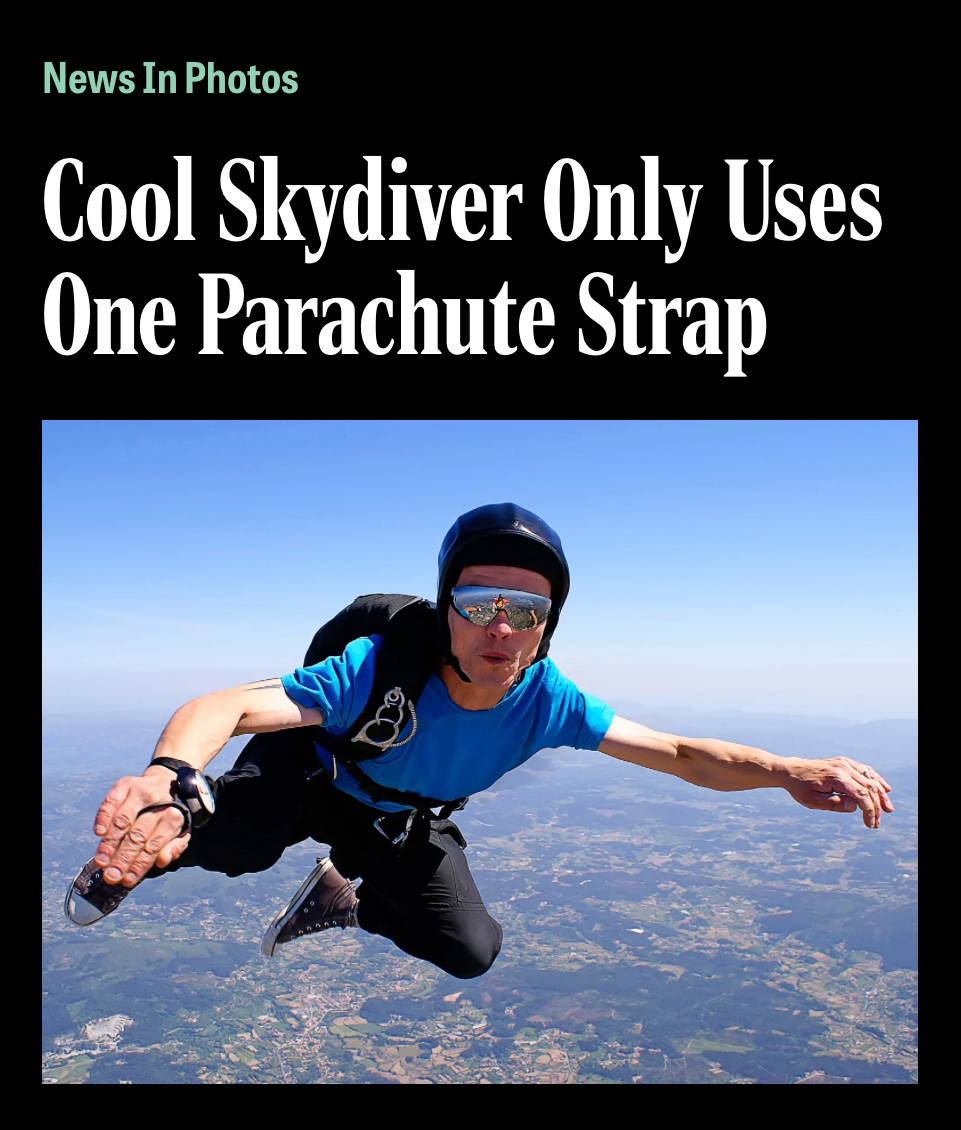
[451,587,551,630]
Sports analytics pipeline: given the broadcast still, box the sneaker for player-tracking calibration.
[262,857,359,957]
[64,858,132,926]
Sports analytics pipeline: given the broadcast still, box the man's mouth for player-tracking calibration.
[480,653,512,665]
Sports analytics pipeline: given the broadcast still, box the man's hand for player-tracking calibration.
[87,679,324,887]
[92,767,192,887]
[781,756,894,829]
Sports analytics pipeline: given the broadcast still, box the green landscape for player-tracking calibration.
[43,719,918,1084]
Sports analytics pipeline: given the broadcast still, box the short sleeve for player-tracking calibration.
[574,689,616,749]
[281,635,382,732]
[538,663,615,751]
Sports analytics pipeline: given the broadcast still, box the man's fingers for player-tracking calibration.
[787,756,893,827]
[859,772,888,827]
[829,773,881,828]
[101,810,158,883]
[848,760,892,793]
[93,779,134,838]
[116,815,166,885]
[863,769,895,811]
[800,771,888,828]
[93,804,113,839]
[93,774,180,871]
[102,807,185,884]
[840,759,894,803]
[154,833,192,871]
[806,791,857,813]
[825,758,894,828]
[95,793,148,864]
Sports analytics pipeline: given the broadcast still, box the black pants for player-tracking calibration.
[167,730,503,980]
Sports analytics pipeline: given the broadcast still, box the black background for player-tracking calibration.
[36,55,899,416]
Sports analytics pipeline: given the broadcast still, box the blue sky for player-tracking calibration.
[42,420,917,722]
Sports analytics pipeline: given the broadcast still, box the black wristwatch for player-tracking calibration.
[143,757,216,830]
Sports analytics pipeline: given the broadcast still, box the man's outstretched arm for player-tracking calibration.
[598,715,894,828]
[92,680,325,889]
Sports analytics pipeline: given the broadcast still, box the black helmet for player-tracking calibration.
[437,503,570,681]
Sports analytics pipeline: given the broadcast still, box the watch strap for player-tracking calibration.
[146,757,197,775]
[138,799,192,835]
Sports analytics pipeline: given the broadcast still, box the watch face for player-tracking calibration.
[178,768,216,816]
[192,772,216,815]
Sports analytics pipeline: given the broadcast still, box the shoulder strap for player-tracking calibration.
[302,594,468,811]
[303,594,438,764]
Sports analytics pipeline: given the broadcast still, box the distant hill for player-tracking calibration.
[41,714,253,777]
[41,709,918,782]
[606,706,918,771]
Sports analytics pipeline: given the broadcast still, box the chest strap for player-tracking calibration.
[312,754,468,820]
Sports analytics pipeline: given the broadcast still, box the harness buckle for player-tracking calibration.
[373,809,416,846]
[351,688,418,750]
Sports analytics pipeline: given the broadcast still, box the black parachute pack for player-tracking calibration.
[300,594,467,816]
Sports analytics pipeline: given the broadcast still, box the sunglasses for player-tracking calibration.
[450,586,552,631]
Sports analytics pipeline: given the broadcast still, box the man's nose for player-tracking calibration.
[486,612,514,639]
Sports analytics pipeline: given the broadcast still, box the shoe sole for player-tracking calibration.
[64,858,131,926]
[261,857,334,957]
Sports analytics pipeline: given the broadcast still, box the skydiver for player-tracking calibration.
[66,503,894,979]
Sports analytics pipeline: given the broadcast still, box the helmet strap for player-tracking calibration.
[444,653,472,683]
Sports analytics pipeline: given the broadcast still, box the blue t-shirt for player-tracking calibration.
[281,635,614,812]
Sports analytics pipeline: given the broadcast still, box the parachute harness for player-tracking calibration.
[351,688,417,750]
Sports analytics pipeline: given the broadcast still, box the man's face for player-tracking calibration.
[447,564,552,691]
